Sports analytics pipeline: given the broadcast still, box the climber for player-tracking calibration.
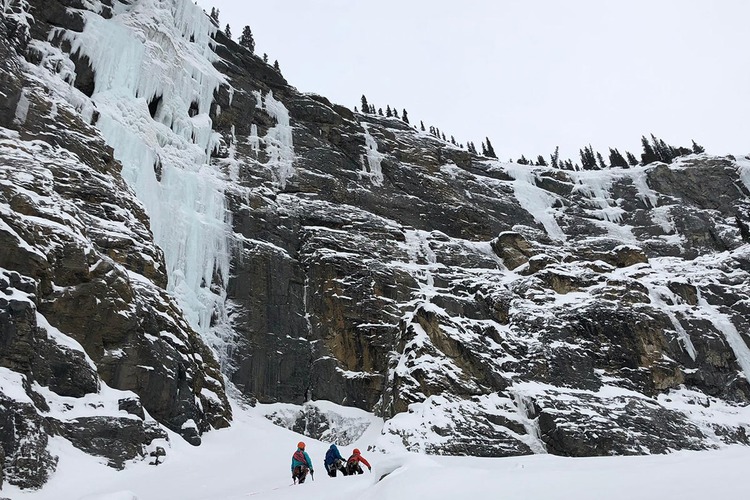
[346,448,371,475]
[291,441,314,484]
[324,444,347,477]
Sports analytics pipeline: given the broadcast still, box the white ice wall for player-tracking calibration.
[63,0,231,351]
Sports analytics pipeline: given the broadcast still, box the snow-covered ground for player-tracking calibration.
[5,399,749,500]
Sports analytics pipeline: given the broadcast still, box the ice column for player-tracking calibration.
[361,123,384,186]
[65,0,232,357]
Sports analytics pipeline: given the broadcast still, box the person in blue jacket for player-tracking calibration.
[324,444,347,477]
[291,441,314,484]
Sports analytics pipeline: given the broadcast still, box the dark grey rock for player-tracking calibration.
[536,391,707,456]
[52,416,167,469]
[0,394,57,490]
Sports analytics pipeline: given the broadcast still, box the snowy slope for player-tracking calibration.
[4,400,750,500]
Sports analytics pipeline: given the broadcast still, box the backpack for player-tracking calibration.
[293,450,308,467]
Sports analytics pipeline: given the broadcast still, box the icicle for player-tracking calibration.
[62,0,232,358]
[248,123,260,154]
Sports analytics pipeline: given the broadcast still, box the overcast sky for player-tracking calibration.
[197,0,750,163]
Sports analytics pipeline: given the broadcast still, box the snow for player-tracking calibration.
[6,399,750,500]
[0,367,34,404]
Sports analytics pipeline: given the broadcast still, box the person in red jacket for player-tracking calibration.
[346,448,371,475]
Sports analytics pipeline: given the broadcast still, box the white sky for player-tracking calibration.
[197,0,750,163]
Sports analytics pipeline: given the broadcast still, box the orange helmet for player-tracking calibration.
[298,442,305,450]
[353,448,360,454]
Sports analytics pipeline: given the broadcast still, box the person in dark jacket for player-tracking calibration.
[346,448,371,475]
[291,441,314,484]
[324,444,347,477]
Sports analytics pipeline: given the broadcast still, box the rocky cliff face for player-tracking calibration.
[1,0,749,490]
[209,21,750,457]
[0,0,230,489]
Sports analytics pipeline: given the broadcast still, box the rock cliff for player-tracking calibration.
[1,0,230,489]
[1,0,749,490]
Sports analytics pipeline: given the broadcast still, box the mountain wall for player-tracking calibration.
[207,14,750,457]
[0,0,231,489]
[1,0,749,490]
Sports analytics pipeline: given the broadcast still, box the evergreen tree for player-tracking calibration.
[651,134,670,162]
[378,108,383,116]
[273,60,280,72]
[441,132,446,141]
[625,151,638,166]
[485,137,497,158]
[517,155,529,165]
[239,26,255,53]
[536,155,547,166]
[580,145,597,170]
[691,140,705,154]
[263,53,268,63]
[608,148,629,168]
[370,104,375,114]
[550,146,560,169]
[596,152,607,170]
[420,120,425,131]
[210,7,219,23]
[640,135,658,165]
[224,24,232,39]
[360,95,369,114]
[402,109,409,124]
[386,105,392,117]
[450,135,456,145]
[394,109,399,119]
